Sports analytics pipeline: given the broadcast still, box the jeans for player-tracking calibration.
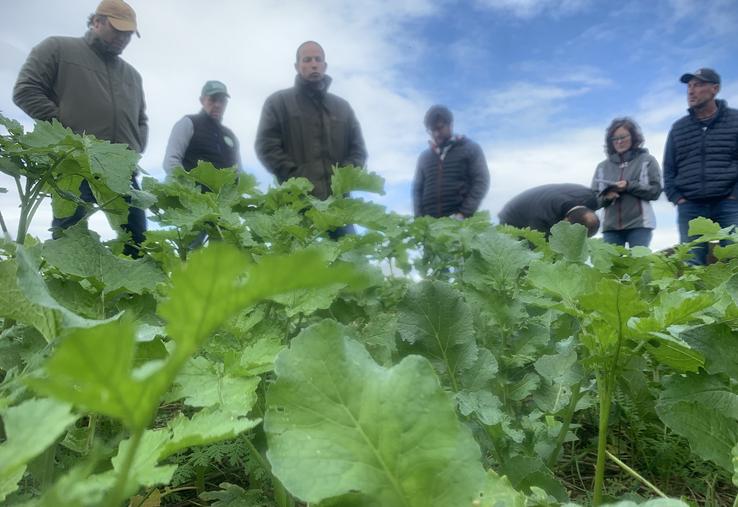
[677,198,738,265]
[51,177,147,258]
[602,227,653,248]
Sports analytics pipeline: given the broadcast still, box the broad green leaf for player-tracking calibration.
[15,245,111,331]
[549,221,589,262]
[681,323,738,378]
[599,501,689,507]
[397,280,477,390]
[0,259,59,341]
[463,231,539,293]
[265,320,486,506]
[534,349,581,386]
[236,336,285,376]
[508,372,541,401]
[687,217,724,237]
[0,398,77,502]
[159,409,261,458]
[330,165,385,196]
[498,455,568,501]
[656,374,738,471]
[270,284,347,317]
[527,261,600,309]
[111,430,177,493]
[190,162,240,193]
[581,279,648,334]
[82,136,140,194]
[168,356,260,416]
[27,318,154,429]
[644,332,704,372]
[476,470,526,507]
[42,225,167,294]
[630,291,714,336]
[456,390,504,426]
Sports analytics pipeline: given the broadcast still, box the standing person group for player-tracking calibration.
[10,0,738,265]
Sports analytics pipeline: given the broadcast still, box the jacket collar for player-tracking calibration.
[688,98,727,125]
[84,30,119,61]
[607,147,646,164]
[294,74,332,98]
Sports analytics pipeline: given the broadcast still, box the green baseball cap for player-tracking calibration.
[201,80,230,97]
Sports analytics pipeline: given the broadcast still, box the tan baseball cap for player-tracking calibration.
[95,0,140,37]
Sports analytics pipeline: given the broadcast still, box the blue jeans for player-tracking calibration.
[602,227,653,247]
[677,198,738,265]
[51,177,147,258]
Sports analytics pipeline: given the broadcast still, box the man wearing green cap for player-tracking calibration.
[163,80,242,174]
[13,0,148,257]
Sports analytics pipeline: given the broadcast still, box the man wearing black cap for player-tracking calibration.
[13,0,148,257]
[663,68,738,264]
[163,80,242,174]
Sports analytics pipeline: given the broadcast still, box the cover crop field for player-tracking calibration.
[2,116,738,506]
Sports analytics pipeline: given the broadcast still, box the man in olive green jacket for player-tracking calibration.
[255,41,367,201]
[13,0,148,256]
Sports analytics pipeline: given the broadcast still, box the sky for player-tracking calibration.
[1,0,737,250]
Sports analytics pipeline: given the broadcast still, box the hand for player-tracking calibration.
[614,180,628,191]
[605,191,620,202]
[450,212,465,221]
[676,197,687,204]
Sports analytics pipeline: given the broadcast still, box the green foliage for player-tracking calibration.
[2,118,736,506]
[265,320,487,506]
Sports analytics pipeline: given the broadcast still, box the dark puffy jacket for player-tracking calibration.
[13,32,148,153]
[254,75,367,200]
[663,99,738,203]
[413,136,490,218]
[498,183,599,234]
[182,111,239,171]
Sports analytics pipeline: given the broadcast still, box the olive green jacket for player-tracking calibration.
[13,31,148,153]
[255,75,367,199]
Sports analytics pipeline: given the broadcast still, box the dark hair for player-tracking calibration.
[566,207,600,237]
[424,105,453,129]
[87,13,106,28]
[295,41,325,63]
[604,117,644,155]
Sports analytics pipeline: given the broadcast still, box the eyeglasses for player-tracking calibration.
[611,134,631,143]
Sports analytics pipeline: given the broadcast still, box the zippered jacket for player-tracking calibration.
[591,148,662,232]
[254,75,367,200]
[663,99,738,203]
[413,136,490,217]
[498,183,599,235]
[13,31,148,154]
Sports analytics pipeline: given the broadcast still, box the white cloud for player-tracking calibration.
[474,0,591,18]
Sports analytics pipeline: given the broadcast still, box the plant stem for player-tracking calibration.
[547,380,583,469]
[593,375,611,506]
[105,429,143,507]
[0,208,10,240]
[605,450,667,498]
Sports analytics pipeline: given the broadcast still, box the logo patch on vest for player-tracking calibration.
[224,136,234,148]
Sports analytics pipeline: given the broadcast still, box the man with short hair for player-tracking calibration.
[498,183,601,237]
[163,80,242,174]
[413,105,490,219]
[13,0,148,257]
[663,68,738,264]
[255,40,367,201]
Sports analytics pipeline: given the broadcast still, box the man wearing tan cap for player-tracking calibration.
[13,0,148,257]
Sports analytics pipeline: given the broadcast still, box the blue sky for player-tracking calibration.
[1,0,737,249]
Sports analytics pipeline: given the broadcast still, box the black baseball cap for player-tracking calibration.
[680,68,720,85]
